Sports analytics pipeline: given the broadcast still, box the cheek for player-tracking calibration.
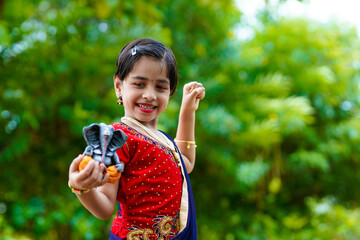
[122,90,136,102]
[121,94,132,108]
[159,95,170,110]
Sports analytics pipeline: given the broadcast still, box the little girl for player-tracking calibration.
[68,39,205,240]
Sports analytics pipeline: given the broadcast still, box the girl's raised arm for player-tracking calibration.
[175,82,205,173]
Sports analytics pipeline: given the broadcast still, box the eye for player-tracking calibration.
[134,83,145,87]
[157,85,168,90]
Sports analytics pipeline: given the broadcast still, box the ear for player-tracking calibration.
[113,75,122,97]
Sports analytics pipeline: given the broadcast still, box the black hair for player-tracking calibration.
[115,39,178,96]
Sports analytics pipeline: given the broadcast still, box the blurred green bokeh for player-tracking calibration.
[1,0,360,239]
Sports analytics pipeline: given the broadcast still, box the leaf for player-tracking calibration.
[268,177,282,194]
[199,105,242,137]
[290,150,330,172]
[0,23,10,46]
[253,73,292,97]
[237,159,270,187]
[240,119,280,149]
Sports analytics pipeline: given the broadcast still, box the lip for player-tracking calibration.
[136,103,157,113]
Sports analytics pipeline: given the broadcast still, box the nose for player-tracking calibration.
[142,87,157,101]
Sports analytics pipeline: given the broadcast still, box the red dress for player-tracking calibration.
[111,122,183,240]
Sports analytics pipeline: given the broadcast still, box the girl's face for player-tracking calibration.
[114,56,171,128]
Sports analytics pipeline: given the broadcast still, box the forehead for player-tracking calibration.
[130,56,168,79]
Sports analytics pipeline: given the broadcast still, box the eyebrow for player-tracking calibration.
[131,76,170,84]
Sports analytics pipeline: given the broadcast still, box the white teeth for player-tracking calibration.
[138,104,155,110]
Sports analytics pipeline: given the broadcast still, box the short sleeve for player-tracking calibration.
[111,123,131,165]
[115,142,131,165]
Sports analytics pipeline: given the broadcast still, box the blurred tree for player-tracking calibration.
[192,12,360,239]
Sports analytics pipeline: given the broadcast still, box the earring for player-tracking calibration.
[117,95,123,105]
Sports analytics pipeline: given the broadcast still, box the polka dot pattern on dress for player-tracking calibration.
[110,122,183,239]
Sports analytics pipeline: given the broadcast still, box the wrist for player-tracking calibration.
[68,180,91,194]
[179,107,195,118]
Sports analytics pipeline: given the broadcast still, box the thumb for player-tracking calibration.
[197,87,205,99]
[69,155,83,175]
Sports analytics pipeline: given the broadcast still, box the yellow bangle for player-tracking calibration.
[174,139,197,149]
[68,180,91,194]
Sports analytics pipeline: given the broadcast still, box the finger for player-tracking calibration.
[90,161,101,181]
[197,87,206,99]
[77,160,96,181]
[188,87,204,99]
[98,163,107,182]
[80,166,102,189]
[97,170,105,183]
[191,82,203,90]
[69,155,83,175]
[99,163,107,173]
[184,82,198,93]
[96,163,106,184]
[195,82,203,88]
[183,84,192,94]
[101,172,110,185]
[86,162,105,188]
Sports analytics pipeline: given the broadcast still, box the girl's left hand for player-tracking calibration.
[181,82,205,112]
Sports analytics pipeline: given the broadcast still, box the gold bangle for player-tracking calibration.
[174,139,197,149]
[68,180,91,194]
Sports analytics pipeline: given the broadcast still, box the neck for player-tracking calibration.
[121,116,180,163]
[121,116,159,138]
[121,116,164,144]
[123,115,158,131]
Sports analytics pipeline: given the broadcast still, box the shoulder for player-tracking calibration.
[111,122,126,131]
[111,122,143,153]
[159,130,173,141]
[112,122,136,137]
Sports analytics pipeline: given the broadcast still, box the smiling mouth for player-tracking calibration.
[137,104,156,110]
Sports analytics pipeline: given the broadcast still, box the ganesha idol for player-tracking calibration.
[78,123,128,183]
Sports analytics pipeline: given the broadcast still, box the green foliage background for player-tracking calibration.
[1,0,360,239]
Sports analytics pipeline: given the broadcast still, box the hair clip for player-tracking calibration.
[131,46,137,56]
